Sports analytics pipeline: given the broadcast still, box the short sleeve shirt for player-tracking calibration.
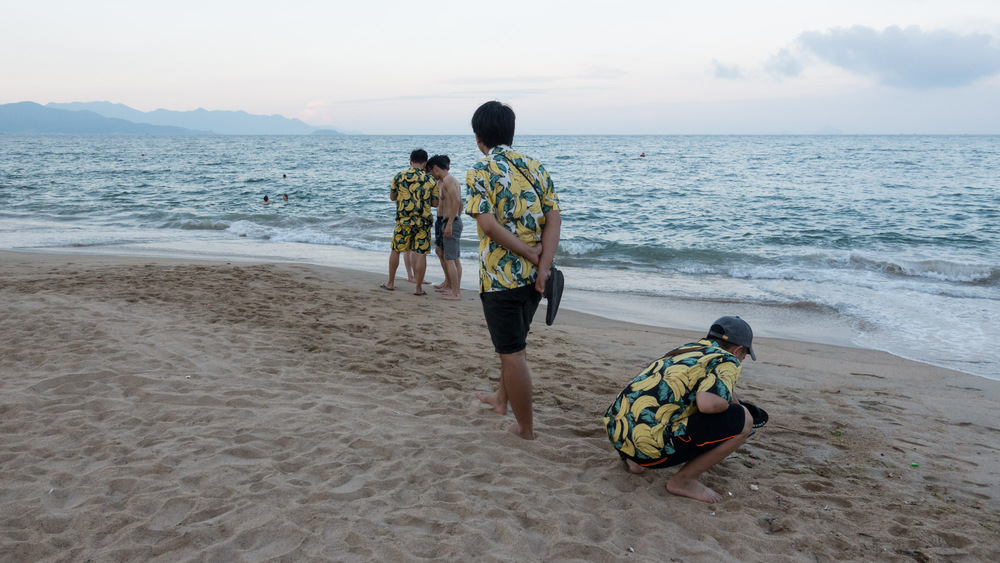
[603,340,741,461]
[391,167,438,227]
[465,146,560,293]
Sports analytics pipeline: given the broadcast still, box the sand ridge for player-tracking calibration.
[1,251,998,561]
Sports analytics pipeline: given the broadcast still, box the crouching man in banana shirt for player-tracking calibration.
[465,101,561,441]
[603,316,758,503]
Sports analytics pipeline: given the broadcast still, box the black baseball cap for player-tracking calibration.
[708,316,756,361]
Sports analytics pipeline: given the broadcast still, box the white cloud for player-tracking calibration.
[763,48,805,79]
[797,25,1000,88]
[712,60,744,80]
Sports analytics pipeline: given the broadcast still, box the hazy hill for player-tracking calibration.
[0,102,206,135]
[47,102,344,135]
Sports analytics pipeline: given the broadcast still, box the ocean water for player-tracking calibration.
[1,134,998,380]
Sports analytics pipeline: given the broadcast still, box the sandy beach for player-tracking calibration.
[2,249,998,562]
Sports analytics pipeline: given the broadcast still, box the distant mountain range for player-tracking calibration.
[0,101,346,135]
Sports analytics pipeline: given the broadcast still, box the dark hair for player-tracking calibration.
[410,149,428,164]
[471,101,515,148]
[263,195,269,202]
[426,154,450,172]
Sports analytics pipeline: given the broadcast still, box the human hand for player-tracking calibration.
[535,264,549,295]
[525,243,542,266]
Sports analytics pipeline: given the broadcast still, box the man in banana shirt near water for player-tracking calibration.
[466,101,561,441]
[603,316,761,503]
[383,149,438,296]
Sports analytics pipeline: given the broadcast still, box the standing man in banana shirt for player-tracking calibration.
[603,316,758,503]
[465,101,561,440]
[383,149,438,296]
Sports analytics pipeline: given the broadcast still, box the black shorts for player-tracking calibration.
[434,216,445,248]
[479,284,542,354]
[623,403,748,468]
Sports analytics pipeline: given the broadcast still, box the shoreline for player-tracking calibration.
[3,249,999,560]
[3,244,981,382]
[0,247,892,356]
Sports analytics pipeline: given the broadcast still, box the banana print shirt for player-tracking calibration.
[391,167,438,227]
[603,340,741,461]
[465,146,560,293]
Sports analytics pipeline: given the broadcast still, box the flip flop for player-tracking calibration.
[544,266,564,326]
[380,283,394,291]
[741,401,769,428]
[414,291,427,296]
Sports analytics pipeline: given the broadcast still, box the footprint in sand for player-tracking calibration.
[148,498,194,530]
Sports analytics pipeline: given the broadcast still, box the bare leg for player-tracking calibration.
[500,350,534,440]
[625,459,646,474]
[666,406,752,503]
[475,389,508,415]
[385,250,400,290]
[440,259,461,300]
[434,246,450,290]
[476,353,509,414]
[404,251,415,282]
[413,253,427,295]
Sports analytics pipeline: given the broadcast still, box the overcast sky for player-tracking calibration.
[4,0,1000,134]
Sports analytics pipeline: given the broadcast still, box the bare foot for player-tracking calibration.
[665,477,723,503]
[476,391,507,415]
[433,282,449,290]
[624,459,646,474]
[505,421,535,440]
[406,276,415,283]
[440,294,461,301]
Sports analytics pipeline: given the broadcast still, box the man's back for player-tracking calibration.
[392,167,437,225]
[466,147,559,292]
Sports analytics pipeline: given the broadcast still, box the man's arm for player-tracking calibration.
[695,391,730,414]
[473,213,542,265]
[443,176,461,236]
[533,210,561,294]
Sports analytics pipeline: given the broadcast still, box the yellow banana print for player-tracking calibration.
[605,338,743,462]
[650,423,668,449]
[468,147,560,292]
[629,395,660,419]
[485,246,505,272]
[631,424,661,458]
[620,438,636,457]
[665,373,689,400]
[654,403,680,422]
[630,372,662,393]
[616,396,631,421]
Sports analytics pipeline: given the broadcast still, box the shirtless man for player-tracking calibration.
[427,154,463,301]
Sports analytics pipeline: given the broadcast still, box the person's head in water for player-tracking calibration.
[471,101,515,150]
[282,193,288,201]
[263,196,270,204]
